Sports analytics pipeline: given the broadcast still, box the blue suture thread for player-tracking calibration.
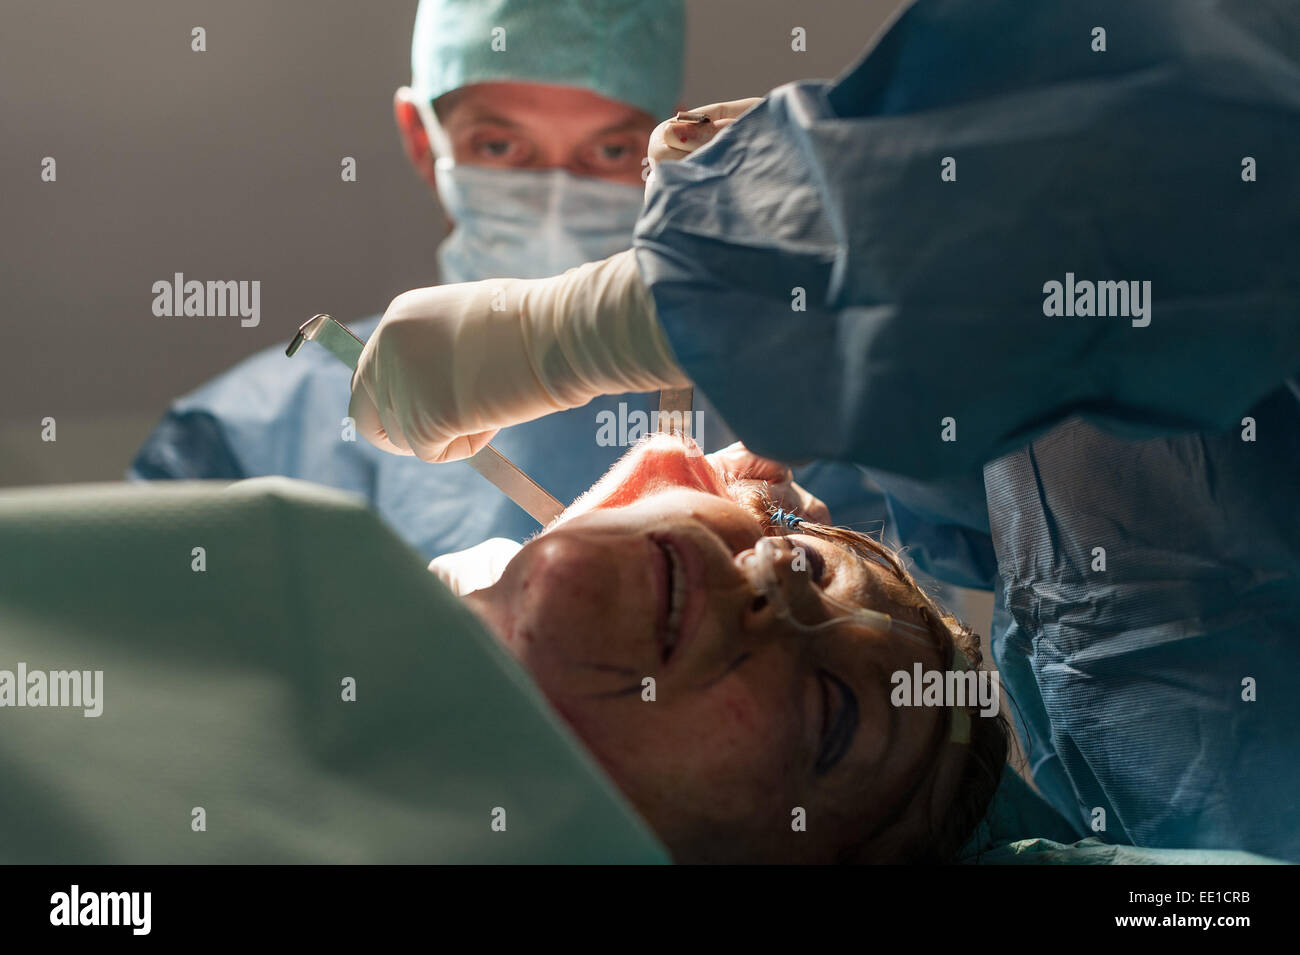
[762,507,933,643]
[770,508,803,529]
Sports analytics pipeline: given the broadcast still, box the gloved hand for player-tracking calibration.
[706,442,832,524]
[349,249,691,462]
[648,98,762,166]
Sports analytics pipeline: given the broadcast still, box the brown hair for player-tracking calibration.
[750,499,1009,863]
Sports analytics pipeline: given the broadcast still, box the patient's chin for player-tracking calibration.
[610,434,723,500]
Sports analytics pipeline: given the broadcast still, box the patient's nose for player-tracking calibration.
[735,538,824,633]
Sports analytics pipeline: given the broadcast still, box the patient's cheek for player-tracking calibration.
[557,703,654,778]
[720,693,759,734]
[591,689,780,785]
[707,690,789,766]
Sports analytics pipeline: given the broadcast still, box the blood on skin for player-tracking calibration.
[669,122,705,145]
[723,694,753,730]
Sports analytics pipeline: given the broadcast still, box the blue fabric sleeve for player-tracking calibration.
[129,410,248,481]
[634,0,1300,479]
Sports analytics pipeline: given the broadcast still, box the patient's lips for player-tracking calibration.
[647,530,706,667]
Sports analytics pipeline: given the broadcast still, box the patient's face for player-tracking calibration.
[464,435,953,863]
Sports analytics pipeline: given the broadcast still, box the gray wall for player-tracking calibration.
[0,0,901,486]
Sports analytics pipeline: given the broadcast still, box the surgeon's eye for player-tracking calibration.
[580,134,644,175]
[466,129,532,166]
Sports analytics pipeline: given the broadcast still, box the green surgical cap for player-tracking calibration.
[411,0,684,120]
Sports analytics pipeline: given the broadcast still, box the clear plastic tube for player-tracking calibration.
[738,537,935,648]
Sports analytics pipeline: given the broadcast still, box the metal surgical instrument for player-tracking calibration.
[655,386,693,433]
[287,313,565,526]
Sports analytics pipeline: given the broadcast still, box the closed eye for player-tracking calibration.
[814,669,858,776]
[802,543,826,583]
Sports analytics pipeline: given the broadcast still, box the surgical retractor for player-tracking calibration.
[287,313,565,526]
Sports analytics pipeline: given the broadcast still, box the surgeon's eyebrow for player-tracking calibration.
[451,108,525,129]
[590,117,652,136]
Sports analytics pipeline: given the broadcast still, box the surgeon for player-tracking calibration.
[132,0,889,560]
[348,0,1300,860]
[131,0,679,558]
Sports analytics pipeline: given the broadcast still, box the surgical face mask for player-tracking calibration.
[434,158,645,283]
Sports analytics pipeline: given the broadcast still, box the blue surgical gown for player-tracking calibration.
[636,0,1300,477]
[633,0,1300,859]
[985,395,1300,861]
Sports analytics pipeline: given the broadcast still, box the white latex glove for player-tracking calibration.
[648,98,762,166]
[350,249,690,462]
[428,538,522,596]
[706,442,832,524]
